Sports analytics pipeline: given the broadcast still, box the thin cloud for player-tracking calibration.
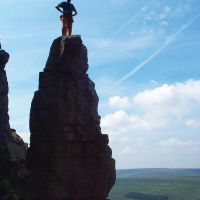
[89,1,154,58]
[89,34,155,65]
[113,14,200,88]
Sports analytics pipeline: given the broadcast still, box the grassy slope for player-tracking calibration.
[109,169,200,200]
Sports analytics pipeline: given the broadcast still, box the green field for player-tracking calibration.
[109,169,200,200]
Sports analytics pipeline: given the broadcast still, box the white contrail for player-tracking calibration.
[89,1,154,58]
[113,14,200,88]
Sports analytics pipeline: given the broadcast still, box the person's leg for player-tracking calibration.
[68,22,72,36]
[63,17,68,36]
[60,15,65,36]
[66,20,70,36]
[63,26,67,35]
[66,17,73,36]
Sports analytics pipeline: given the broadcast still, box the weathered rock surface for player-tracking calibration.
[0,49,10,141]
[0,49,10,181]
[0,49,14,200]
[0,49,28,200]
[26,36,116,200]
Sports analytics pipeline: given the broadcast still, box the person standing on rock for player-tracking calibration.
[56,0,78,36]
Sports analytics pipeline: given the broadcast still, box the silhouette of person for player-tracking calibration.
[56,0,77,36]
[0,42,9,71]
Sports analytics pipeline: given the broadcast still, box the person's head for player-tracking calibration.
[0,42,1,49]
[67,0,71,3]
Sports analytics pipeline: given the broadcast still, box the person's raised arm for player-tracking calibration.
[72,10,77,16]
[72,5,77,16]
[55,3,63,14]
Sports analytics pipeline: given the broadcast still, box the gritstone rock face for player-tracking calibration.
[26,36,116,200]
[0,49,11,199]
[0,49,10,139]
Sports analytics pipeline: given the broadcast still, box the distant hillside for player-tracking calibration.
[110,169,200,200]
[116,168,200,179]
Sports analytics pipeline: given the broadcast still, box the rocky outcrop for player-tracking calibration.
[0,49,28,200]
[0,48,10,180]
[0,49,14,200]
[0,48,10,141]
[26,36,116,200]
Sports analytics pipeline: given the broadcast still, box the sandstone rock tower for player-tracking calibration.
[0,48,10,141]
[27,36,116,200]
[0,49,10,175]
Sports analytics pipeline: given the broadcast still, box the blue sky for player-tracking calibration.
[1,0,200,169]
